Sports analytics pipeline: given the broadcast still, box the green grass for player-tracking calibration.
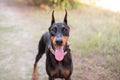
[0,26,15,32]
[70,8,120,54]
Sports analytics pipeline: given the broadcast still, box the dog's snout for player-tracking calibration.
[56,38,63,45]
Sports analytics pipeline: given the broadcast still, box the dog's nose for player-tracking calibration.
[56,38,63,45]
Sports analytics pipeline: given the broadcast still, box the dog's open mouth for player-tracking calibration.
[48,44,67,61]
[54,46,65,61]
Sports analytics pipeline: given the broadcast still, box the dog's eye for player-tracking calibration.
[52,27,57,33]
[50,27,57,36]
[62,28,67,32]
[62,28,69,36]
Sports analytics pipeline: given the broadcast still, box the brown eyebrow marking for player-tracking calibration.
[62,25,65,28]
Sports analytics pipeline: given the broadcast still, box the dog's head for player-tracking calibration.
[49,10,70,61]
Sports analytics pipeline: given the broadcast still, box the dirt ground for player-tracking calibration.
[0,0,120,80]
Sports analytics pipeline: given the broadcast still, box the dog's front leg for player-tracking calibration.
[32,62,37,80]
[32,35,46,80]
[32,51,45,80]
[32,53,42,80]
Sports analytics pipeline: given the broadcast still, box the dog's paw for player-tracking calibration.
[32,78,37,80]
[32,73,37,80]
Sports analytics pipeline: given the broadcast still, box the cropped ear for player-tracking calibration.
[51,10,55,25]
[64,9,67,24]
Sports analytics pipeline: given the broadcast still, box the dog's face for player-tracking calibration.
[49,10,70,48]
[49,10,70,61]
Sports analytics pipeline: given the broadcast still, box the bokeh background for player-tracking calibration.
[0,0,120,80]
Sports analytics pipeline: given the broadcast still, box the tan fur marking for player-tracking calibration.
[62,36,69,46]
[50,70,56,77]
[63,69,70,77]
[62,25,65,28]
[32,63,37,79]
[51,36,56,46]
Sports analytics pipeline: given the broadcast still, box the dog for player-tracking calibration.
[32,10,73,80]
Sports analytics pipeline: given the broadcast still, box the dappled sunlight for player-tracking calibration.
[96,0,120,12]
[80,0,120,12]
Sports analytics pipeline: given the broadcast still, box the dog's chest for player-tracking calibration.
[51,62,70,78]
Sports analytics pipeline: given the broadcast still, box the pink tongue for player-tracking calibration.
[55,47,65,61]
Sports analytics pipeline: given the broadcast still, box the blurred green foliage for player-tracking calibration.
[35,0,80,9]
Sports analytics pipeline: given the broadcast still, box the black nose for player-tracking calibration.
[56,38,63,45]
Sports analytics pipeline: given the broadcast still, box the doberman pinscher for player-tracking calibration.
[32,10,73,80]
